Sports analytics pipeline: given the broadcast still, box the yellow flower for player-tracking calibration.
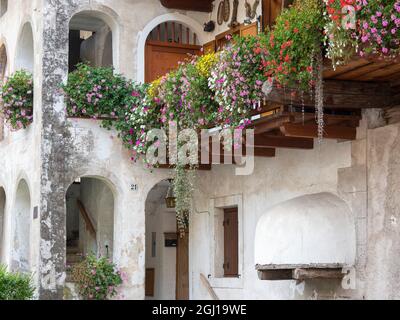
[147,76,162,98]
[195,52,219,78]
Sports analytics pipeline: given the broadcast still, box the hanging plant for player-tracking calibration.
[323,0,359,68]
[356,0,400,58]
[262,0,324,91]
[173,163,196,234]
[0,70,33,130]
[209,35,268,128]
[157,53,219,130]
[117,83,163,162]
[62,63,133,122]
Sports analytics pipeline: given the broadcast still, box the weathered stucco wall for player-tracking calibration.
[365,123,400,299]
[0,0,43,298]
[1,0,399,301]
[190,139,354,300]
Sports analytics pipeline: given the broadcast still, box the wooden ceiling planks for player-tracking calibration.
[324,56,400,85]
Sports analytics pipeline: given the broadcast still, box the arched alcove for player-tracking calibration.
[137,13,205,83]
[11,179,31,272]
[145,179,189,300]
[0,187,6,259]
[254,192,356,279]
[69,10,116,71]
[0,0,7,18]
[65,176,114,279]
[15,22,34,73]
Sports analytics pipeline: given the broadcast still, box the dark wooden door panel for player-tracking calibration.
[176,230,189,300]
[224,208,239,277]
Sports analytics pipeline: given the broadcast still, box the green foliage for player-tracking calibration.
[209,35,267,127]
[263,0,324,90]
[157,54,219,130]
[0,265,35,300]
[71,254,123,300]
[0,70,33,130]
[62,63,133,123]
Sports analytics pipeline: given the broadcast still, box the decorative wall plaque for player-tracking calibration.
[229,0,240,28]
[217,1,224,25]
[223,0,230,22]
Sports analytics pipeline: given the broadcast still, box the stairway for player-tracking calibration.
[66,238,83,283]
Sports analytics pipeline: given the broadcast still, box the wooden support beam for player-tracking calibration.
[292,268,344,281]
[257,270,293,281]
[281,123,357,140]
[265,80,395,109]
[160,0,214,12]
[254,134,314,149]
[253,114,294,134]
[156,163,212,170]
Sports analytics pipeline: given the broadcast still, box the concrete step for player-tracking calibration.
[67,254,83,264]
[67,246,80,254]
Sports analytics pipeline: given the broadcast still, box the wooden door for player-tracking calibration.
[262,0,290,30]
[145,268,155,297]
[176,230,189,300]
[223,208,239,277]
[145,41,201,83]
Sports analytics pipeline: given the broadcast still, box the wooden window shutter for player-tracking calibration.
[223,208,239,277]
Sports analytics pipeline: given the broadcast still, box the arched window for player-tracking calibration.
[15,22,34,73]
[145,21,201,83]
[11,179,31,272]
[69,11,114,72]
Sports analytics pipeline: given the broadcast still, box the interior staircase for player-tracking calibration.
[64,236,83,300]
[66,235,83,283]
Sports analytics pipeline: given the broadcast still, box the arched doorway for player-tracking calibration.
[145,21,202,83]
[65,177,114,277]
[145,180,189,300]
[15,22,34,72]
[0,187,6,260]
[69,11,115,72]
[11,179,31,272]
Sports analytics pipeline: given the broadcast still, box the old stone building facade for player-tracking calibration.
[0,0,400,300]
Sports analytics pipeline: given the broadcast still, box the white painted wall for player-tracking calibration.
[254,192,356,267]
[190,139,353,300]
[145,183,177,300]
[0,187,5,259]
